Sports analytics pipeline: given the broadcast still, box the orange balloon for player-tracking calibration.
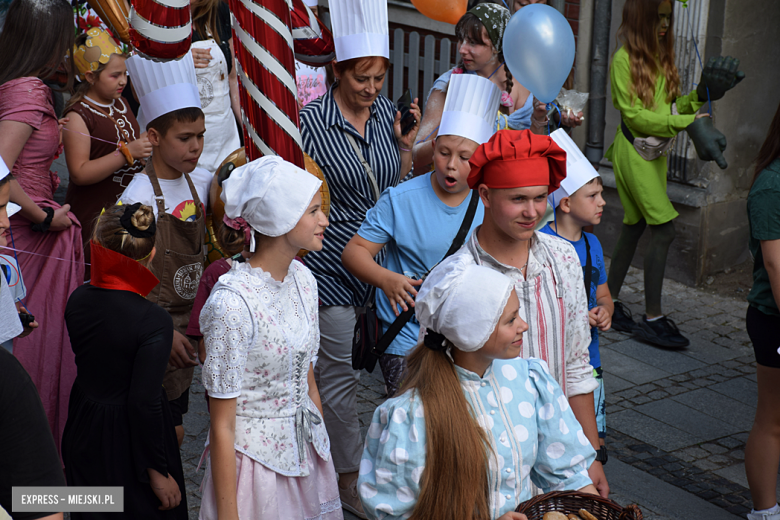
[410,0,467,25]
[86,0,131,45]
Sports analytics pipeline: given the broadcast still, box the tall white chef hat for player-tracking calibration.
[439,74,501,146]
[0,156,21,217]
[221,156,322,251]
[329,0,389,62]
[547,128,600,208]
[125,51,201,130]
[416,259,515,353]
[303,0,318,6]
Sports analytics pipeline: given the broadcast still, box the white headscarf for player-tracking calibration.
[221,156,322,251]
[416,259,515,352]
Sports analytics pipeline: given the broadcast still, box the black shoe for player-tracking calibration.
[633,315,690,349]
[611,301,637,333]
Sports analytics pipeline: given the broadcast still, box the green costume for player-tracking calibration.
[605,46,705,226]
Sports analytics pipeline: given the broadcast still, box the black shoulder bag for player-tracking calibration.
[352,190,480,372]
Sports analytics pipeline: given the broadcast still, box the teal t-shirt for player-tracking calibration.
[747,158,780,316]
[358,173,484,356]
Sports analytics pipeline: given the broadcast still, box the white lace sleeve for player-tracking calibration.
[200,287,254,399]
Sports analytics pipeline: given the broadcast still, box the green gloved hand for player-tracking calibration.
[686,116,728,169]
[697,56,745,102]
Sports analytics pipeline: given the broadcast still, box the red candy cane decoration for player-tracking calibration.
[229,0,304,167]
[129,0,192,61]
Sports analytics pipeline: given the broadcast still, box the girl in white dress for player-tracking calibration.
[198,156,342,520]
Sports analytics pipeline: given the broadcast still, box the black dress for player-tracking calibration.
[62,285,187,519]
[0,348,66,520]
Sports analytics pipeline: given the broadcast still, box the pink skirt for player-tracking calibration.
[199,445,343,520]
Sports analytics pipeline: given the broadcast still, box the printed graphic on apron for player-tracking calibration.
[197,76,214,108]
[174,262,203,300]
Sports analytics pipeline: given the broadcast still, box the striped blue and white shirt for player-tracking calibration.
[300,85,401,307]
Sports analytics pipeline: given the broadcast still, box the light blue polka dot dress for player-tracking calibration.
[358,358,595,519]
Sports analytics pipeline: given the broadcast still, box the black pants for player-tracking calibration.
[746,305,780,368]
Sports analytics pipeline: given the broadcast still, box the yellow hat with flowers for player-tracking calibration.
[73,27,124,80]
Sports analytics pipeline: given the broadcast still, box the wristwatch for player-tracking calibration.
[595,446,608,465]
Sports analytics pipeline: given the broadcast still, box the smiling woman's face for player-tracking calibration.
[334,57,388,110]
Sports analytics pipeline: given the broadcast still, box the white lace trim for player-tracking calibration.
[304,497,342,520]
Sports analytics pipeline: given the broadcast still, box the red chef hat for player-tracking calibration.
[467,130,567,194]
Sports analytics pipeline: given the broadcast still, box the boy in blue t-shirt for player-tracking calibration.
[539,167,613,451]
[342,74,501,397]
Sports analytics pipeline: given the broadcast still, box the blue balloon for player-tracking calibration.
[502,4,576,104]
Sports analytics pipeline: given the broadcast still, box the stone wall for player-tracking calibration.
[592,0,780,286]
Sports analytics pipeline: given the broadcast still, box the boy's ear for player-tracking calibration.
[559,196,572,214]
[477,184,491,208]
[147,128,162,147]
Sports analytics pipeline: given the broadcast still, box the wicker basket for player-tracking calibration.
[515,491,643,520]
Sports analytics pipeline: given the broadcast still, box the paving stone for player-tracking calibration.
[663,385,689,396]
[669,374,690,382]
[609,410,702,452]
[718,437,744,449]
[709,377,758,406]
[603,371,634,394]
[611,339,708,375]
[707,454,733,465]
[693,459,722,471]
[617,388,642,399]
[600,347,671,385]
[673,446,710,460]
[696,489,719,499]
[630,396,653,405]
[634,383,659,394]
[647,390,669,400]
[671,388,755,429]
[679,336,744,363]
[633,399,743,441]
[701,443,729,454]
[729,450,745,461]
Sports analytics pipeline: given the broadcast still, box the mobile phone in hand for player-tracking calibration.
[396,90,417,136]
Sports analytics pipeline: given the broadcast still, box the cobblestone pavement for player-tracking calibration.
[176,260,759,520]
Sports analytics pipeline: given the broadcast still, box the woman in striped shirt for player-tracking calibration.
[299,53,420,517]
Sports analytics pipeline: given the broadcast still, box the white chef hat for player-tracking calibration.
[0,156,20,217]
[330,0,389,62]
[125,51,201,130]
[547,128,600,208]
[439,74,501,145]
[303,0,318,6]
[416,259,515,353]
[221,156,322,251]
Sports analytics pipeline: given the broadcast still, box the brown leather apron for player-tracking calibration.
[145,161,205,401]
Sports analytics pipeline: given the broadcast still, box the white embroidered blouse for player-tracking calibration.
[200,261,331,477]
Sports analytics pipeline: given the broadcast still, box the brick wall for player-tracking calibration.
[564,0,580,48]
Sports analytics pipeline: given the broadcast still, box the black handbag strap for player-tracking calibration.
[583,233,592,307]
[620,119,635,145]
[372,189,480,356]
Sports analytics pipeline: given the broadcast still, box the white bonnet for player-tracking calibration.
[221,156,322,249]
[416,259,515,352]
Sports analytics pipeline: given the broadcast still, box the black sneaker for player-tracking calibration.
[611,301,637,333]
[633,315,690,349]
